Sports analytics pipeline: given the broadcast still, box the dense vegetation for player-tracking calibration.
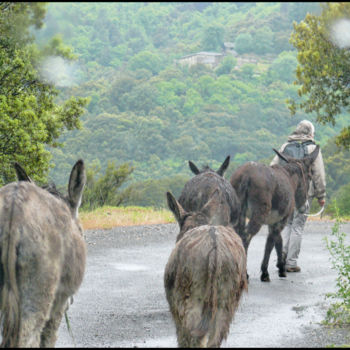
[0,2,88,185]
[289,2,350,149]
[2,2,349,213]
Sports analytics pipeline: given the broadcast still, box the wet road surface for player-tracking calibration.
[56,221,350,347]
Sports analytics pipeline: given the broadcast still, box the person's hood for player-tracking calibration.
[287,134,315,142]
[288,120,315,143]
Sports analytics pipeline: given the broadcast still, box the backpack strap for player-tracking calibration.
[301,140,315,156]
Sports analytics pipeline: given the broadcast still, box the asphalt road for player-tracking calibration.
[56,220,350,348]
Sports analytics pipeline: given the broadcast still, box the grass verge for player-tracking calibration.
[80,205,175,230]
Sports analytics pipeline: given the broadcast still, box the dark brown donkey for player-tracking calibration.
[178,156,240,229]
[164,191,247,348]
[0,160,86,347]
[230,146,319,282]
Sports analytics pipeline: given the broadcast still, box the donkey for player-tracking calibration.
[178,156,240,228]
[0,160,86,347]
[230,146,319,282]
[164,190,247,348]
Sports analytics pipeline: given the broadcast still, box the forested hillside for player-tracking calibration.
[34,2,350,208]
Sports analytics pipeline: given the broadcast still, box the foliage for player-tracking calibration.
[215,55,237,76]
[288,2,350,149]
[125,175,189,208]
[81,161,134,211]
[0,2,88,185]
[268,51,298,83]
[323,205,350,326]
[326,185,350,219]
[201,24,225,51]
[26,2,350,211]
[234,33,254,54]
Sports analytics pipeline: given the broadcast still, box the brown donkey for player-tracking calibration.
[0,160,86,347]
[164,191,247,348]
[230,146,319,282]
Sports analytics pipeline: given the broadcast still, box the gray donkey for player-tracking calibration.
[230,146,319,282]
[164,190,247,348]
[178,156,240,228]
[0,160,86,347]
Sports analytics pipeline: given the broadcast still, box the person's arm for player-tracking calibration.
[311,147,326,205]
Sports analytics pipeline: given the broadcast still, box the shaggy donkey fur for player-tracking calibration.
[164,191,247,348]
[230,146,319,282]
[0,160,86,347]
[178,156,240,230]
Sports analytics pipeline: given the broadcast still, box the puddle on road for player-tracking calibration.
[111,263,149,272]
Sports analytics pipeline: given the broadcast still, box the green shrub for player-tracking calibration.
[82,161,134,211]
[323,204,350,326]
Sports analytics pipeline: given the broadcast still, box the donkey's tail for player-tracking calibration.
[0,200,21,348]
[191,227,219,346]
[235,175,250,239]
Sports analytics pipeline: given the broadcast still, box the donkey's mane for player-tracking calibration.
[201,165,215,173]
[41,183,66,201]
[282,160,305,177]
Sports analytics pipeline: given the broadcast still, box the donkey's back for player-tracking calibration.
[0,161,86,348]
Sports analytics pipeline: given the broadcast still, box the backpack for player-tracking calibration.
[280,140,315,164]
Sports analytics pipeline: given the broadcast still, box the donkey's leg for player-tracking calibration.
[274,220,288,278]
[245,217,264,252]
[17,280,58,347]
[260,228,275,282]
[241,217,264,281]
[40,293,70,347]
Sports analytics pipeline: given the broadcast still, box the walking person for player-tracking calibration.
[270,120,326,272]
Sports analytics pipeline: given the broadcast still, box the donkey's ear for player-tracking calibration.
[217,155,230,176]
[273,148,289,164]
[166,192,186,224]
[189,161,200,175]
[68,159,86,216]
[13,163,32,182]
[303,145,320,167]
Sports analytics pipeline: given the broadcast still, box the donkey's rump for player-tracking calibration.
[0,160,86,348]
[232,162,295,225]
[164,225,247,347]
[0,182,85,287]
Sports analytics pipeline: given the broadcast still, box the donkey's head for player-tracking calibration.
[167,189,229,242]
[188,155,230,177]
[273,145,320,212]
[14,160,86,219]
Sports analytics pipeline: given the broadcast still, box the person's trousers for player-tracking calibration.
[281,203,309,268]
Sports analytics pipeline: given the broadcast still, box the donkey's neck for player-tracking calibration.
[281,164,302,192]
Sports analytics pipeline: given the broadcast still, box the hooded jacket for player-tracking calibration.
[270,120,326,201]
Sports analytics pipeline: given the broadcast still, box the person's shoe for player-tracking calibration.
[286,266,301,273]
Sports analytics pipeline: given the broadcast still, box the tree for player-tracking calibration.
[215,55,237,76]
[201,24,225,51]
[288,3,350,149]
[0,3,88,185]
[82,161,134,210]
[268,51,298,83]
[254,26,274,55]
[234,32,254,54]
[128,50,163,75]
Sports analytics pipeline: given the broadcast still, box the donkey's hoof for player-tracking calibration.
[279,271,287,278]
[260,273,270,282]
